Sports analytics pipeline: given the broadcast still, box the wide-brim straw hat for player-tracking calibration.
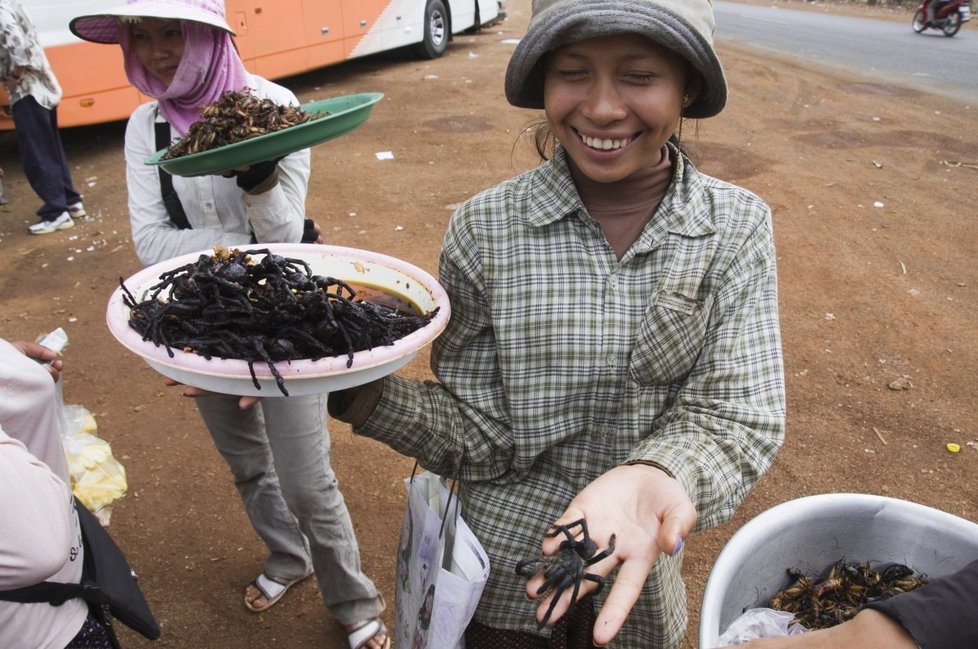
[505,0,727,118]
[70,0,233,45]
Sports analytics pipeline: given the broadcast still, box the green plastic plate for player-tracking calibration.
[145,92,384,177]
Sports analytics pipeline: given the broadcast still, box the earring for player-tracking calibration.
[677,94,690,144]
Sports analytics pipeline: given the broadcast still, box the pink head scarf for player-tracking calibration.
[120,20,251,135]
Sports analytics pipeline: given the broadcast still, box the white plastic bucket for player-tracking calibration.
[699,493,978,648]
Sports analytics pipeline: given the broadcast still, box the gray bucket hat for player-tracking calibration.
[505,0,727,118]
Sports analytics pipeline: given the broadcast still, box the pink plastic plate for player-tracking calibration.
[106,243,450,397]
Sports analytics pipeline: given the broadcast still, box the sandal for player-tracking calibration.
[244,573,308,613]
[346,618,390,649]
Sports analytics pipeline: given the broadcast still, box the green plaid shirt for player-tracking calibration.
[357,146,785,647]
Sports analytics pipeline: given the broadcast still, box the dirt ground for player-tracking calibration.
[1,1,976,647]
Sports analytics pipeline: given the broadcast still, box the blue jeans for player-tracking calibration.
[195,393,384,625]
[11,96,82,220]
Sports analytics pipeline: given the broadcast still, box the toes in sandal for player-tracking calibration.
[244,573,306,613]
[347,618,390,649]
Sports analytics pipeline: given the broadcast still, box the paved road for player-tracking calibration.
[714,1,978,104]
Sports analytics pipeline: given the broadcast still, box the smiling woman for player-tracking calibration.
[324,1,785,648]
[542,33,693,201]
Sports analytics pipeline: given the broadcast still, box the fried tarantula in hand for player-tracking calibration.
[515,518,617,627]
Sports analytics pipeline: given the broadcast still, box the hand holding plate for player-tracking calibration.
[221,157,282,193]
[163,377,261,410]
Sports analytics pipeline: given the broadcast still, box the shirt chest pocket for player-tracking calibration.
[628,290,711,386]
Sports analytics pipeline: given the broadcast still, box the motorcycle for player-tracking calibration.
[913,0,972,37]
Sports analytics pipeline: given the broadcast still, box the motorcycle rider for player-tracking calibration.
[927,0,954,24]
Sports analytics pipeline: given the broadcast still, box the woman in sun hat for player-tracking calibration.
[327,0,785,647]
[69,2,388,648]
[68,0,317,262]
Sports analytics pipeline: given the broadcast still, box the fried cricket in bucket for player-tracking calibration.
[769,558,928,630]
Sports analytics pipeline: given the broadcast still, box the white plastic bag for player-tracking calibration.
[395,468,490,649]
[42,328,128,524]
[717,608,807,646]
[60,404,128,523]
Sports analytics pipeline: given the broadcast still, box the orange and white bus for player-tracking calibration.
[0,0,503,131]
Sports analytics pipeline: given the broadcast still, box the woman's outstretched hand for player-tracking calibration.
[523,464,696,646]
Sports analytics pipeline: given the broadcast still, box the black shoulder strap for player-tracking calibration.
[155,121,192,230]
[0,579,89,605]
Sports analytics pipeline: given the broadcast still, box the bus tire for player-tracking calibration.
[415,0,450,59]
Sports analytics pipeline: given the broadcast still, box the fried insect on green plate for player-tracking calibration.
[162,91,323,160]
[144,92,383,177]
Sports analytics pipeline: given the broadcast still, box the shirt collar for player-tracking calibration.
[523,147,582,228]
[652,145,717,240]
[524,144,717,242]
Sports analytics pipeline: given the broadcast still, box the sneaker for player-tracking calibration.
[28,212,74,235]
[68,202,86,218]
